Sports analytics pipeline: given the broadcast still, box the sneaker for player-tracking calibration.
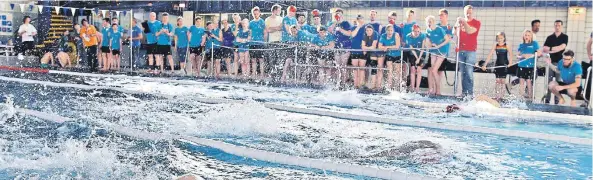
[17,54,24,60]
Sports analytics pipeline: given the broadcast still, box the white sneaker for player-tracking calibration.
[17,54,24,60]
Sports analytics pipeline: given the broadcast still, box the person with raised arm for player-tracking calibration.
[349,15,366,89]
[329,8,353,86]
[455,5,481,97]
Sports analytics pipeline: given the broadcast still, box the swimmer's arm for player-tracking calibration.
[483,44,496,66]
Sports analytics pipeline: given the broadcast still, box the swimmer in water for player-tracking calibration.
[425,95,501,113]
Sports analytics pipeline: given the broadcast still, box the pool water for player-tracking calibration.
[0,72,591,179]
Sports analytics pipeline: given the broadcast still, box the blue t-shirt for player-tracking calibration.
[312,34,334,47]
[518,41,540,68]
[405,33,426,55]
[426,26,448,56]
[304,24,325,34]
[558,60,583,84]
[156,23,174,45]
[189,26,205,47]
[281,16,297,42]
[146,20,162,44]
[437,23,453,56]
[334,21,352,48]
[131,26,141,47]
[286,30,315,44]
[174,26,189,48]
[379,33,400,57]
[205,28,221,49]
[249,18,265,45]
[350,25,366,55]
[100,26,110,47]
[402,21,417,44]
[380,25,403,46]
[362,31,380,55]
[110,30,122,50]
[235,29,250,52]
[368,22,381,33]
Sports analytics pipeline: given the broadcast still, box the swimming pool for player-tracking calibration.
[0,72,591,179]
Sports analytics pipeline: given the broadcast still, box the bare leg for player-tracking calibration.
[359,60,366,88]
[281,58,292,83]
[567,88,578,107]
[409,66,417,92]
[526,79,533,99]
[251,58,258,78]
[351,59,359,87]
[259,58,266,79]
[377,57,385,89]
[431,56,444,95]
[386,62,394,89]
[415,66,423,92]
[394,63,402,91]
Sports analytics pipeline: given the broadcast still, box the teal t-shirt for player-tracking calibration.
[175,26,189,48]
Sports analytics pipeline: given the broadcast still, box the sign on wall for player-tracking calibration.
[0,13,13,35]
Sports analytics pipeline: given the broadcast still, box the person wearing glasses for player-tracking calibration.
[546,50,582,107]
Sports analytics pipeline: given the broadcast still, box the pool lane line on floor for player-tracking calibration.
[14,108,438,180]
[45,70,593,124]
[2,76,590,145]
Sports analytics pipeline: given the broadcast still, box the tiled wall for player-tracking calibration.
[342,7,591,62]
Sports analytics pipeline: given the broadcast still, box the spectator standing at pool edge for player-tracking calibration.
[80,19,99,72]
[455,5,481,97]
[543,20,568,104]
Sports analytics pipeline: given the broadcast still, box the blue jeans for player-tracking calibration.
[458,51,476,96]
[177,47,188,63]
[132,46,143,69]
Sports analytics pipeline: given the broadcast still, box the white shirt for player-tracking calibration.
[18,24,37,42]
[265,15,282,42]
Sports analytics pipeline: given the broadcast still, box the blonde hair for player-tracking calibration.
[425,15,436,26]
[522,29,533,43]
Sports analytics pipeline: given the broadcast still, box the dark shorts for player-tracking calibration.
[558,81,583,95]
[518,67,534,80]
[385,55,402,63]
[493,66,508,78]
[205,48,222,60]
[350,53,366,60]
[405,51,429,67]
[101,46,110,53]
[157,45,171,55]
[189,47,204,55]
[220,47,235,58]
[249,45,265,59]
[146,43,157,55]
[111,49,120,55]
[367,58,380,75]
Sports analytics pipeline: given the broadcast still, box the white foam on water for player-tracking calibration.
[315,90,363,107]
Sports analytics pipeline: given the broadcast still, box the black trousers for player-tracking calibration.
[86,45,98,72]
[19,41,35,55]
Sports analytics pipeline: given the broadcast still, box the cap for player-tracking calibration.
[318,26,327,31]
[311,9,320,17]
[288,5,297,13]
